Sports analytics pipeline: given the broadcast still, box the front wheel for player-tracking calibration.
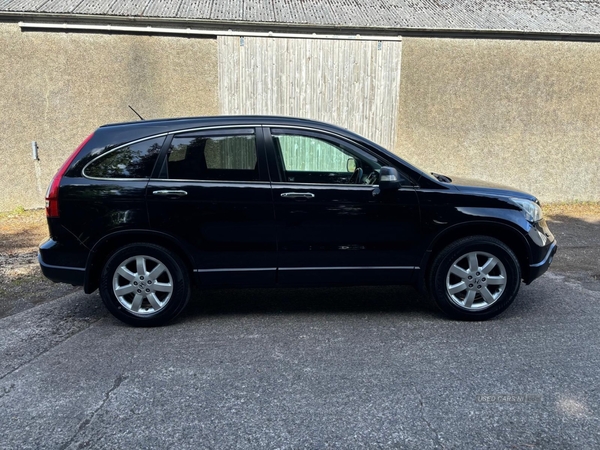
[428,236,521,320]
[99,243,190,327]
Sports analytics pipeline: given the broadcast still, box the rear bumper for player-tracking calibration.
[38,239,85,286]
[38,253,85,285]
[526,241,557,284]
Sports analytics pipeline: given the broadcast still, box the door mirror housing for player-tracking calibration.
[379,166,401,191]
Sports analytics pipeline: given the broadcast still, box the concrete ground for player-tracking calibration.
[0,209,599,449]
[545,212,600,292]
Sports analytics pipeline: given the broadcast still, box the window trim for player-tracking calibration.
[265,127,388,185]
[274,133,359,174]
[154,126,269,183]
[270,181,379,189]
[264,126,419,187]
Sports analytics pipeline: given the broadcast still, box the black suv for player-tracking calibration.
[39,116,557,326]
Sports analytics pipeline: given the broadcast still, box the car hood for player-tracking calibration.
[445,175,537,201]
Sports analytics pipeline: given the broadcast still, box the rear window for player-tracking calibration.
[84,137,165,179]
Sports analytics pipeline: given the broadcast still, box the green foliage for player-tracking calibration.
[0,205,26,218]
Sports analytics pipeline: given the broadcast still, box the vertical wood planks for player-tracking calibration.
[218,36,402,150]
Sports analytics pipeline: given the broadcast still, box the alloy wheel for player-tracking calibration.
[112,255,174,316]
[445,251,507,311]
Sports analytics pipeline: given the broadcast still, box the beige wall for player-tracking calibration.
[0,23,218,211]
[396,37,600,203]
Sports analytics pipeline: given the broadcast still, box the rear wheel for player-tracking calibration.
[428,236,521,320]
[99,243,190,326]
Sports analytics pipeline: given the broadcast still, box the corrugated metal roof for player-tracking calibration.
[2,0,600,35]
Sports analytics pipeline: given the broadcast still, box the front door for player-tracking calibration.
[264,127,421,286]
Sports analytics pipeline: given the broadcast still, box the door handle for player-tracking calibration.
[153,190,188,197]
[280,192,315,199]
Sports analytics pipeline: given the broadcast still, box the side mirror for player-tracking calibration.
[379,166,401,191]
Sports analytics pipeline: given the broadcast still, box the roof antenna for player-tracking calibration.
[128,105,144,120]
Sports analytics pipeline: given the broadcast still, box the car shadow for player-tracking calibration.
[181,284,437,319]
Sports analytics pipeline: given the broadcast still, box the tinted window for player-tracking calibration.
[85,137,164,179]
[167,134,258,181]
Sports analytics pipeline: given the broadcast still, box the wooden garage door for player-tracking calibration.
[218,36,402,150]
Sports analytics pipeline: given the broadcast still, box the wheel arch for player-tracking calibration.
[418,221,532,292]
[84,230,196,294]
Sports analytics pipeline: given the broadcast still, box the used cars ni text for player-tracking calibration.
[39,116,557,326]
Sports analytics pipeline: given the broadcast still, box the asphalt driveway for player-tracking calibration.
[1,273,599,449]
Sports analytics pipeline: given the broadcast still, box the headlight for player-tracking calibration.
[511,198,543,222]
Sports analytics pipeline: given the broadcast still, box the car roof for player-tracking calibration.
[99,115,349,134]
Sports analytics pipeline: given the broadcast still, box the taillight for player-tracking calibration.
[45,133,94,218]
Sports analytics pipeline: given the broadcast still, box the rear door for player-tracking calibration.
[147,127,276,286]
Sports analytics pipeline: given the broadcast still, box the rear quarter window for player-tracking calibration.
[84,137,165,179]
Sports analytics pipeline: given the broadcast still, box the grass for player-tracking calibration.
[0,205,27,219]
[0,208,45,228]
[0,208,48,255]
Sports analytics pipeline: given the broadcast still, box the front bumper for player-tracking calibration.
[526,241,557,284]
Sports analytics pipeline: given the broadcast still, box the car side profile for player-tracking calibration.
[39,116,557,326]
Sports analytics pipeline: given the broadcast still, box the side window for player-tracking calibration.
[84,137,165,179]
[276,135,349,172]
[272,132,382,185]
[167,133,258,181]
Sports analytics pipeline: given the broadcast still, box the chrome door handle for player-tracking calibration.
[153,190,188,197]
[280,192,315,199]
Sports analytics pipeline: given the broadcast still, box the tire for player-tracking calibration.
[99,243,190,327]
[428,236,521,321]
